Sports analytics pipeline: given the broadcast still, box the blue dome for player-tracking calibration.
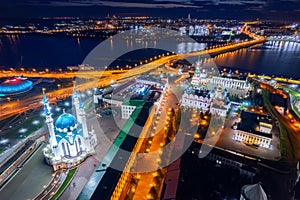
[55,113,77,130]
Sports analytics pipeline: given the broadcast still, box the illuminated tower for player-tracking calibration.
[191,57,201,87]
[73,86,82,123]
[43,91,58,148]
[79,99,89,138]
[188,13,191,24]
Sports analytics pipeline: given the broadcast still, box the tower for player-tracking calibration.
[191,56,202,88]
[79,99,89,139]
[195,56,201,77]
[73,86,82,123]
[43,91,58,148]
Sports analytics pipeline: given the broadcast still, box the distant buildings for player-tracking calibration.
[67,64,94,71]
[43,88,97,171]
[189,25,209,36]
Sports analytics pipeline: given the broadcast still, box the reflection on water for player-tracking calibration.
[0,35,299,79]
[213,41,300,79]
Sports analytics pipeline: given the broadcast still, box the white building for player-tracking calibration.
[233,111,273,149]
[188,25,209,36]
[181,85,231,117]
[181,89,211,111]
[191,59,208,89]
[43,88,97,171]
[210,99,230,117]
[207,76,250,90]
[209,87,231,117]
[121,101,138,119]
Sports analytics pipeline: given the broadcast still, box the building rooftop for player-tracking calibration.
[122,100,144,107]
[240,110,272,125]
[184,88,210,98]
[237,119,272,139]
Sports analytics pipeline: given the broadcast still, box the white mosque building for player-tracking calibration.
[43,88,97,171]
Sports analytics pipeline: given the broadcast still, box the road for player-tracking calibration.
[0,69,128,79]
[0,143,53,200]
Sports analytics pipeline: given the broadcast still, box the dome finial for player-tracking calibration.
[63,108,66,115]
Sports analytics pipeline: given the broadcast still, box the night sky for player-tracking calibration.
[0,0,299,21]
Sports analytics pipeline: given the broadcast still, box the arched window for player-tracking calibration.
[66,142,71,156]
[78,138,83,151]
[62,143,66,156]
[75,140,79,153]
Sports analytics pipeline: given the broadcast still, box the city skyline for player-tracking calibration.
[0,2,299,200]
[0,0,299,21]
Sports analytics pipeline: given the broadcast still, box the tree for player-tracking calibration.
[149,186,158,199]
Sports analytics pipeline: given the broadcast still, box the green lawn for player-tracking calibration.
[51,168,77,200]
[283,87,300,119]
[262,90,297,162]
[284,87,300,100]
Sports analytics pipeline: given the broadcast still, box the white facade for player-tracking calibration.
[259,122,272,134]
[191,61,207,88]
[181,93,211,111]
[233,129,271,149]
[189,25,209,36]
[121,105,136,119]
[181,85,231,116]
[210,99,231,117]
[207,76,250,90]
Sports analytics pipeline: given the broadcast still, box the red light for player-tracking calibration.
[4,78,20,84]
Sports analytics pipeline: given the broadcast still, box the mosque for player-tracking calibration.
[42,88,97,171]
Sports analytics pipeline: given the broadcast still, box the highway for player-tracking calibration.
[0,69,128,79]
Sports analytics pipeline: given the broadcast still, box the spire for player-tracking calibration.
[42,89,51,116]
[73,81,78,98]
[73,87,78,98]
[42,89,48,104]
[44,104,51,116]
